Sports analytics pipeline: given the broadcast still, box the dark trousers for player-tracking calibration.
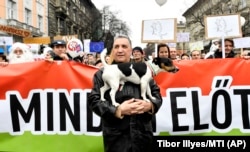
[103,126,153,152]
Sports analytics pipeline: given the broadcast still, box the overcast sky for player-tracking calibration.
[91,0,197,48]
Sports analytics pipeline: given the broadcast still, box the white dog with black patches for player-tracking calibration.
[100,49,178,107]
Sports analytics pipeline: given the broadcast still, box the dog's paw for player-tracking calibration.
[150,97,156,101]
[113,102,120,107]
[144,98,151,102]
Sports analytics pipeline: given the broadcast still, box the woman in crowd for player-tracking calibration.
[157,43,170,58]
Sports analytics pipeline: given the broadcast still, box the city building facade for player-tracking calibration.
[0,0,101,44]
[48,0,101,41]
[0,0,46,42]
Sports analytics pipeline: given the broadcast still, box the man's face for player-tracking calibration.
[53,45,66,55]
[191,50,201,60]
[219,40,233,54]
[88,55,96,65]
[112,38,132,63]
[9,48,28,63]
[170,47,177,59]
[133,50,143,60]
[13,47,24,57]
[224,40,234,54]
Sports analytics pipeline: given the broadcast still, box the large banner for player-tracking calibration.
[0,59,250,151]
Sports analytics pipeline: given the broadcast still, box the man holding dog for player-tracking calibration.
[88,35,162,152]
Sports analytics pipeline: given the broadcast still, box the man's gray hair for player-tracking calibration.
[114,34,132,46]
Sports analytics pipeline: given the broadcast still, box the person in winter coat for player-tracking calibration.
[88,34,162,152]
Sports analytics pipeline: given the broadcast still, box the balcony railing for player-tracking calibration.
[7,19,23,29]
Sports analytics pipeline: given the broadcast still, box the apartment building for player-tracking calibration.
[0,0,47,42]
[48,0,101,41]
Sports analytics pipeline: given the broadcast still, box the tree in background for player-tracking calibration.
[89,6,131,52]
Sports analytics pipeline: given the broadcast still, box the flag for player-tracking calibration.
[90,42,104,53]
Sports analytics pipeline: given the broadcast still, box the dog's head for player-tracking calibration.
[152,57,179,73]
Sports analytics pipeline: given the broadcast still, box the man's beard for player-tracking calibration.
[8,53,33,64]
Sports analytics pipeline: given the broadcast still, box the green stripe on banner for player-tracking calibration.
[0,129,249,152]
[0,133,103,152]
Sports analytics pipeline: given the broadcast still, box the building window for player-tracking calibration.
[60,19,64,29]
[67,26,71,35]
[25,8,32,25]
[7,0,17,19]
[36,0,42,3]
[73,12,76,22]
[38,15,43,31]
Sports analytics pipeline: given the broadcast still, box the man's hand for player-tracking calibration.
[134,99,153,113]
[119,98,152,115]
[59,53,69,60]
[0,62,8,66]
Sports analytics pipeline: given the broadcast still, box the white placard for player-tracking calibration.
[83,39,91,53]
[0,36,13,45]
[167,43,176,48]
[205,14,242,40]
[233,37,250,49]
[177,32,190,42]
[141,18,177,43]
[189,41,204,51]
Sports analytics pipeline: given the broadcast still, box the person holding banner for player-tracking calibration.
[241,49,250,60]
[88,34,162,152]
[0,54,8,66]
[49,40,70,61]
[0,53,8,66]
[7,42,34,64]
[206,39,239,59]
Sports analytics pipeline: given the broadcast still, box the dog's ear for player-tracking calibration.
[161,58,173,66]
[152,57,160,64]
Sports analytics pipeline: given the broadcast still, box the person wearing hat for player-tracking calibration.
[132,46,145,63]
[50,40,70,61]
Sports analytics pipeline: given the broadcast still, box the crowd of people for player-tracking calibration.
[0,39,110,67]
[155,38,250,61]
[0,38,249,68]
